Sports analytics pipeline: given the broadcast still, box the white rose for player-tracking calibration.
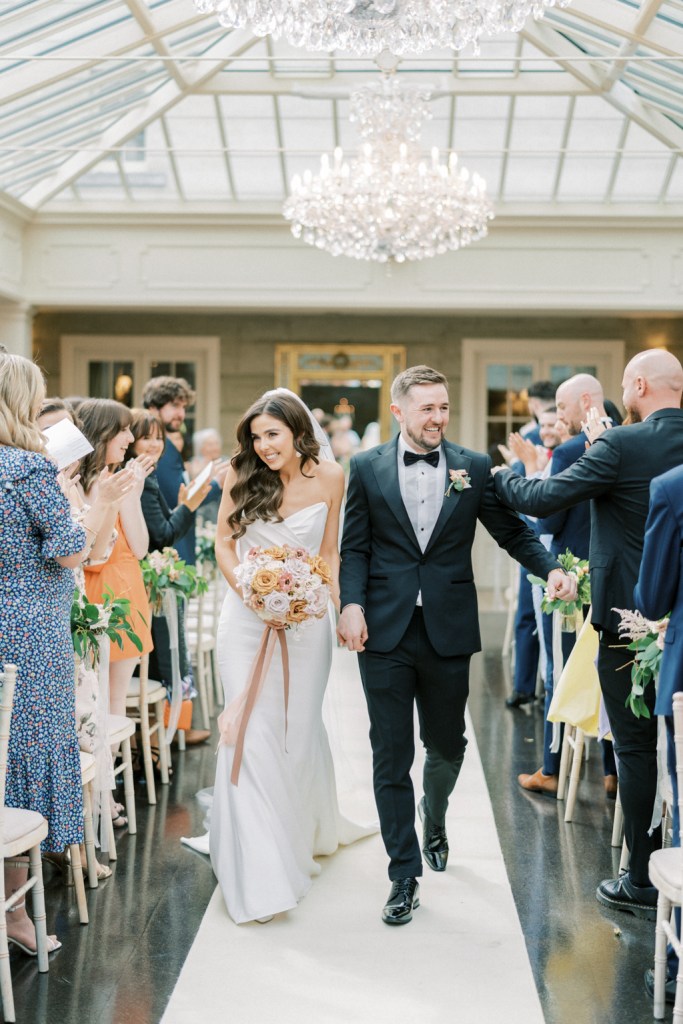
[262,591,291,618]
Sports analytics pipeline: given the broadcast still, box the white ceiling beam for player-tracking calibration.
[522,21,683,155]
[601,0,666,88]
[553,0,678,57]
[121,0,186,90]
[196,70,588,97]
[19,29,258,209]
[0,3,208,106]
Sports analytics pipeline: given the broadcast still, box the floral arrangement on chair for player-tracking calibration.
[528,549,591,623]
[613,607,670,719]
[71,587,142,665]
[140,546,208,614]
[195,522,217,572]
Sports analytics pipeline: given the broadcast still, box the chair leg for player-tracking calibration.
[28,844,49,974]
[121,735,137,835]
[155,702,170,785]
[140,703,157,806]
[564,728,585,823]
[177,730,186,752]
[611,794,624,848]
[673,940,683,1023]
[619,837,630,874]
[68,844,89,925]
[654,893,671,1020]
[0,905,14,1022]
[557,725,573,802]
[81,782,98,890]
[106,804,118,862]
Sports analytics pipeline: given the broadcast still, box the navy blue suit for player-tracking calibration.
[155,438,221,566]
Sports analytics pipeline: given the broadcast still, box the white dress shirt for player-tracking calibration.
[397,435,447,606]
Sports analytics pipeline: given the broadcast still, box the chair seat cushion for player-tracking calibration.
[650,848,683,902]
[3,807,48,850]
[80,750,97,784]
[127,677,167,702]
[107,713,136,741]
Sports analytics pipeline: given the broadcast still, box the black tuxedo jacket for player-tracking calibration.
[494,408,683,634]
[339,437,559,657]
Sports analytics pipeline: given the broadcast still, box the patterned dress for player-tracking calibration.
[0,447,86,851]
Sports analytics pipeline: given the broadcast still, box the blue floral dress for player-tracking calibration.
[0,447,86,851]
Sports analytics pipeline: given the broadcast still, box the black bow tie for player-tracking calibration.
[403,449,439,468]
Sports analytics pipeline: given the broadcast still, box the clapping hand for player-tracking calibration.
[507,432,547,474]
[581,406,610,447]
[546,568,578,603]
[97,466,136,506]
[128,454,156,497]
[57,460,81,500]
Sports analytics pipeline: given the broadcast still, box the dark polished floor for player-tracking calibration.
[11,614,661,1023]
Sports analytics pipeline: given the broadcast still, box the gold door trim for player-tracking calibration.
[274,344,407,443]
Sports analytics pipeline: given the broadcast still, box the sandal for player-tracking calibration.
[111,802,128,829]
[6,901,61,956]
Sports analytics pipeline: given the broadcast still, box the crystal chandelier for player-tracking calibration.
[283,79,494,264]
[195,1,570,57]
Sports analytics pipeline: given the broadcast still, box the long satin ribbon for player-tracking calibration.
[550,607,584,754]
[217,625,289,787]
[94,637,114,853]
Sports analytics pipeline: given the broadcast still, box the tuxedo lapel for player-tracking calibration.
[424,443,472,555]
[370,438,420,549]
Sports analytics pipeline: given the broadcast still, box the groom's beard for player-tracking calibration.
[405,425,445,452]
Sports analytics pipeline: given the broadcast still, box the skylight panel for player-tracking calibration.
[229,155,283,199]
[556,156,616,200]
[610,156,671,201]
[502,156,558,200]
[176,154,229,199]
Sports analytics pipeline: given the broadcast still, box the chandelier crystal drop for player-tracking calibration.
[282,79,494,264]
[195,1,570,56]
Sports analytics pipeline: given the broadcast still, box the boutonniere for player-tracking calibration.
[445,468,472,498]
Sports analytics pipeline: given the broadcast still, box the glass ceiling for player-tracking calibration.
[0,0,682,211]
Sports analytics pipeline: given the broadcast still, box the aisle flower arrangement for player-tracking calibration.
[613,607,670,719]
[528,548,591,617]
[195,522,217,571]
[71,587,142,665]
[140,546,208,613]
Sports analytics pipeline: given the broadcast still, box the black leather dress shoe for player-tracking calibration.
[505,691,535,709]
[596,874,658,921]
[418,797,448,872]
[382,878,420,925]
[644,967,676,1005]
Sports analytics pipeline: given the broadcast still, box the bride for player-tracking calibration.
[185,389,374,924]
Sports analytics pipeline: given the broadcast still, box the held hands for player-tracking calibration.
[336,604,368,652]
[546,568,578,603]
[179,480,212,513]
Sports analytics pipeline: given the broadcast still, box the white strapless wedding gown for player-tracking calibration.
[184,502,375,924]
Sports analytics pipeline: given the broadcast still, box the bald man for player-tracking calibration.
[493,349,683,922]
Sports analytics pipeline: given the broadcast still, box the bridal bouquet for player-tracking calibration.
[614,607,670,719]
[235,544,331,631]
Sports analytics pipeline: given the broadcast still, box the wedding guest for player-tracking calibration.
[125,409,212,745]
[79,399,155,827]
[142,377,227,566]
[188,427,223,523]
[516,376,616,796]
[36,398,135,871]
[635,462,683,1006]
[493,349,683,920]
[337,365,574,925]
[0,355,95,954]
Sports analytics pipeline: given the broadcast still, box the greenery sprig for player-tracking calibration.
[614,607,670,719]
[141,546,208,614]
[71,587,143,665]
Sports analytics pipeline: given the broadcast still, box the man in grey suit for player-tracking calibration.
[493,349,683,921]
[337,365,575,925]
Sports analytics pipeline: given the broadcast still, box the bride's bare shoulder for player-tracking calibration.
[313,459,343,483]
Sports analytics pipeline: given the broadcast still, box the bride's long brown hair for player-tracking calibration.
[228,393,320,539]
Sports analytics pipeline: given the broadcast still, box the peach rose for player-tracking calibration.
[264,546,287,560]
[310,556,332,586]
[286,600,309,624]
[251,568,279,594]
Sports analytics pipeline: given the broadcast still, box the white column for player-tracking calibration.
[0,302,33,357]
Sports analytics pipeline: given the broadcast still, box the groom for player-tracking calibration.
[337,365,575,925]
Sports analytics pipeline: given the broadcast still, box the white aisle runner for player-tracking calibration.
[163,649,544,1024]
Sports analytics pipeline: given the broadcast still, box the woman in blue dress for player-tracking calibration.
[0,354,102,955]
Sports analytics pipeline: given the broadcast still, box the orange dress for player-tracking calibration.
[84,515,153,661]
